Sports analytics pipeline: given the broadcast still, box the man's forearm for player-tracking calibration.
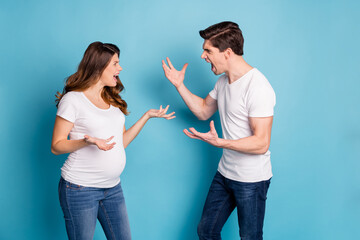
[176,83,207,120]
[216,135,270,155]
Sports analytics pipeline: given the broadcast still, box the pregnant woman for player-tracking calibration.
[51,41,174,240]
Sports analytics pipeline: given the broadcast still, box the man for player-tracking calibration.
[162,21,276,240]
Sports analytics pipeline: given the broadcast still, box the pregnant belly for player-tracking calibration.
[63,145,126,186]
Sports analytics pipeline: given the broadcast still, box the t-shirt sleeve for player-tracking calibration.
[209,77,222,100]
[209,86,217,100]
[247,79,276,117]
[57,93,77,123]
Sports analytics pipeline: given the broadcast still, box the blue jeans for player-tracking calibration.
[198,171,270,240]
[58,178,131,240]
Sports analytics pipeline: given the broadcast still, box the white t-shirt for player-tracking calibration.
[209,68,276,183]
[56,91,126,188]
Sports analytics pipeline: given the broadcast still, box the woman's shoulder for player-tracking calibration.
[58,91,84,109]
[61,91,82,101]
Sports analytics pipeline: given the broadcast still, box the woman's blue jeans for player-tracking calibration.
[58,177,131,240]
[197,171,270,240]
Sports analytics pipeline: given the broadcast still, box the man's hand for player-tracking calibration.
[183,120,220,147]
[162,57,188,89]
[84,135,116,151]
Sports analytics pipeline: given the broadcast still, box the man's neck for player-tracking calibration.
[226,56,253,84]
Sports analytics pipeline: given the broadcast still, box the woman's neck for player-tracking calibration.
[83,81,110,109]
[83,81,104,100]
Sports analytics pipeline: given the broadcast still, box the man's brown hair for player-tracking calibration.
[199,21,244,56]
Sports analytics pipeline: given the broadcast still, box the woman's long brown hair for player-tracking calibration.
[55,41,128,115]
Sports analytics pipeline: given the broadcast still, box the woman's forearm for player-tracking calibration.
[123,112,150,148]
[51,138,89,155]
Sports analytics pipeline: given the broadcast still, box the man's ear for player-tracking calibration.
[224,48,232,59]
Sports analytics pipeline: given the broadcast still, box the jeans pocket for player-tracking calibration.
[257,180,270,201]
[67,181,85,190]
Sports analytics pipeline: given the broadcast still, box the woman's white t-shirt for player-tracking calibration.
[56,91,126,188]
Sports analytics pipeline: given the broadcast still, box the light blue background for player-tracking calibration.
[1,0,359,239]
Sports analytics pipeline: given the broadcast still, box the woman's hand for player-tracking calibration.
[84,135,116,151]
[146,105,176,120]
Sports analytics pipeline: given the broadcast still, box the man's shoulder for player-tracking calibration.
[251,68,266,79]
[215,74,227,85]
[249,68,272,86]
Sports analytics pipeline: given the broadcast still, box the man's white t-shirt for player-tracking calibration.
[209,68,276,183]
[56,91,126,188]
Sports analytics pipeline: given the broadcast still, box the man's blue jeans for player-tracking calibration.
[197,171,270,240]
[58,177,131,240]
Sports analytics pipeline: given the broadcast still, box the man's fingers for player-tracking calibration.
[162,60,170,71]
[181,63,188,73]
[166,57,174,69]
[183,129,202,140]
[188,127,201,136]
[210,120,216,133]
[189,127,209,139]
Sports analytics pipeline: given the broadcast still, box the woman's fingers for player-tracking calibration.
[100,142,115,151]
[94,137,116,151]
[163,111,175,119]
[165,116,176,120]
[148,105,175,119]
[158,105,170,116]
[163,105,170,115]
[105,142,116,150]
[106,136,114,142]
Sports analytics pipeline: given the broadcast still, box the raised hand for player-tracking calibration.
[84,135,116,151]
[146,105,176,120]
[162,57,188,88]
[183,120,220,147]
